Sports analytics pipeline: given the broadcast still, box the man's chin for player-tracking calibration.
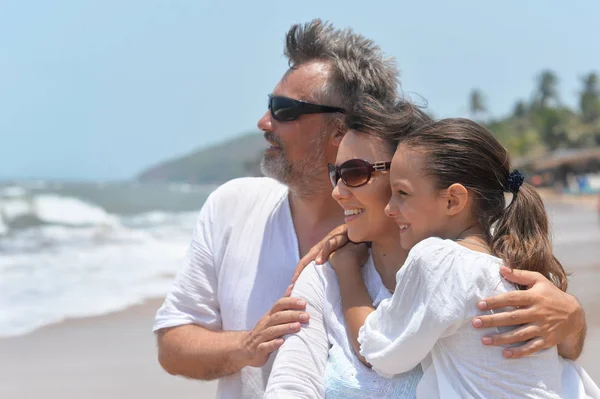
[260,156,290,183]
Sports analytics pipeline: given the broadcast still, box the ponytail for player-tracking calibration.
[491,183,568,291]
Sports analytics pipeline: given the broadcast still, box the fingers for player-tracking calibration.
[479,324,540,347]
[477,290,535,311]
[316,239,333,264]
[256,338,285,356]
[292,225,350,281]
[327,224,348,237]
[501,337,547,359]
[269,297,307,314]
[316,233,350,264]
[291,269,302,283]
[292,249,320,282]
[292,225,350,282]
[499,266,545,288]
[283,284,294,298]
[259,322,302,344]
[267,310,310,327]
[472,308,534,329]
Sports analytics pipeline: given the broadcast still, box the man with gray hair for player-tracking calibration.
[153,19,587,399]
[153,19,401,399]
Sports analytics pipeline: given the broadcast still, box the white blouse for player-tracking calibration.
[358,237,600,398]
[264,255,422,398]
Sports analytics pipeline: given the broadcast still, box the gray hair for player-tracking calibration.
[284,19,400,114]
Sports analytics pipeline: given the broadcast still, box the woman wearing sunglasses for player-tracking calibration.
[265,97,589,398]
[264,100,431,398]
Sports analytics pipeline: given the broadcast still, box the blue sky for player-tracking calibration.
[1,0,598,180]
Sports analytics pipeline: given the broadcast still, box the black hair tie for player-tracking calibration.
[507,170,525,194]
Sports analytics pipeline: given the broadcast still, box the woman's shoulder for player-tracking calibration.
[294,261,348,293]
[295,261,328,287]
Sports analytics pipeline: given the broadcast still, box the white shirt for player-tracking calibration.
[154,177,300,399]
[265,255,422,399]
[358,237,600,399]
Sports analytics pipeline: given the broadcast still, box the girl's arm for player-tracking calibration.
[334,263,375,366]
[358,239,465,376]
[329,242,373,366]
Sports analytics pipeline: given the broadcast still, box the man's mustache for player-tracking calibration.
[264,133,283,147]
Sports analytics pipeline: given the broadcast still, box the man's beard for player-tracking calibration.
[261,133,328,195]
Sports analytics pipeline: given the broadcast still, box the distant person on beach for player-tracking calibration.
[265,99,593,398]
[153,20,588,399]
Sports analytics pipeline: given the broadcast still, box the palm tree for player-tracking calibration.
[469,89,486,119]
[535,70,559,108]
[513,100,527,118]
[580,72,600,123]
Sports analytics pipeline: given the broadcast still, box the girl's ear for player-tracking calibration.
[445,183,469,216]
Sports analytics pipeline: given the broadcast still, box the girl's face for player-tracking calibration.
[385,144,451,251]
[331,131,398,244]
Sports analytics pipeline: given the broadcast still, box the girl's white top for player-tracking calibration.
[358,237,600,398]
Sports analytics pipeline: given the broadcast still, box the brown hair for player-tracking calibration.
[345,94,433,154]
[399,118,567,291]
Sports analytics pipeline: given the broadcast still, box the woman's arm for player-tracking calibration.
[264,263,329,398]
[472,266,587,359]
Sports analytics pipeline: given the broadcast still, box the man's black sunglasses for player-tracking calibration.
[328,159,392,188]
[268,95,345,122]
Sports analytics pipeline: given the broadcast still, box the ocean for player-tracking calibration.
[2,180,599,339]
[0,180,218,337]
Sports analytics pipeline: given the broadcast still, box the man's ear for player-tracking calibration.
[331,121,347,147]
[445,183,469,216]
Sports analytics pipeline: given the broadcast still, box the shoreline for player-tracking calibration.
[0,297,167,340]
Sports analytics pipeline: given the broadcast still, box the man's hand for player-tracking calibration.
[472,266,586,359]
[329,242,369,272]
[240,297,309,367]
[291,224,348,283]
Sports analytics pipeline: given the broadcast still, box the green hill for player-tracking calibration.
[137,132,267,183]
[137,70,600,184]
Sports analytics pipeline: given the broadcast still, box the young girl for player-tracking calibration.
[352,118,600,398]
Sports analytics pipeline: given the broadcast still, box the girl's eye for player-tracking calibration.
[398,190,408,196]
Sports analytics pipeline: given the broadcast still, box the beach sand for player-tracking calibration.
[0,299,218,398]
[1,199,598,398]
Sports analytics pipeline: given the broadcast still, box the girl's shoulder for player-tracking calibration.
[407,237,456,263]
[410,237,501,263]
[405,238,502,280]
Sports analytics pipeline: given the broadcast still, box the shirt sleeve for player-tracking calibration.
[264,263,329,399]
[358,238,466,376]
[153,189,221,332]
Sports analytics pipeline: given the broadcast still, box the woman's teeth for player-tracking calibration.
[344,209,364,216]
